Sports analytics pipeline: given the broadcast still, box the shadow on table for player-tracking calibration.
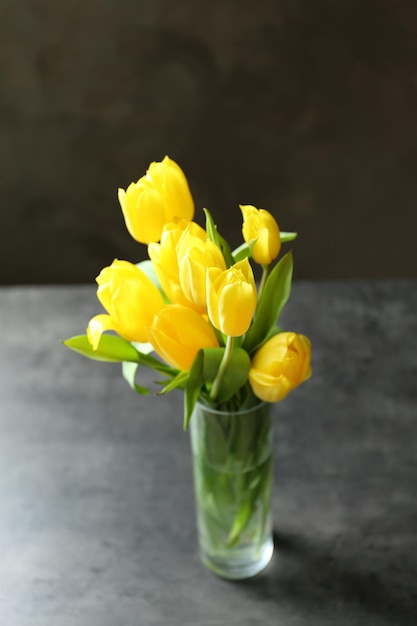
[239,530,416,623]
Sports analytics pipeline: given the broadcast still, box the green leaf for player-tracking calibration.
[202,347,251,405]
[134,351,178,376]
[203,208,234,267]
[157,371,188,395]
[122,361,150,395]
[64,334,177,380]
[231,240,256,263]
[63,334,141,363]
[227,499,253,547]
[199,347,225,381]
[264,325,283,341]
[280,231,298,243]
[184,345,252,429]
[217,232,234,268]
[203,208,220,246]
[131,342,178,376]
[243,250,293,354]
[184,350,205,430]
[186,346,252,428]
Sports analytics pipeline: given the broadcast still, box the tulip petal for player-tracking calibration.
[240,205,281,265]
[135,186,166,243]
[248,331,312,402]
[148,304,218,371]
[298,334,313,381]
[206,267,223,330]
[179,254,206,309]
[87,314,118,350]
[146,157,194,224]
[92,259,165,345]
[249,370,292,402]
[219,282,255,337]
[206,260,256,336]
[118,181,167,243]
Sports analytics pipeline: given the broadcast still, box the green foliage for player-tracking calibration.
[243,250,293,354]
[184,346,251,430]
[63,334,141,363]
[191,403,273,556]
[157,371,188,395]
[184,350,205,430]
[122,361,150,395]
[279,231,298,243]
[232,241,255,263]
[203,208,234,267]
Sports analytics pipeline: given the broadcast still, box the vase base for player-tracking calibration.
[200,536,274,580]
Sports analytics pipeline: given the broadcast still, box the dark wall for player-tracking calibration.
[2,0,417,284]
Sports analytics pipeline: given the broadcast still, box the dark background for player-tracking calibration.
[2,0,417,284]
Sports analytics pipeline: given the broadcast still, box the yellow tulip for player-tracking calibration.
[206,258,257,337]
[178,224,226,309]
[87,259,164,349]
[249,332,312,402]
[148,219,188,305]
[148,220,206,309]
[118,156,194,244]
[240,204,281,265]
[147,304,219,371]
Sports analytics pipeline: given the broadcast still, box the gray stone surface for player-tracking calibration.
[1,1,417,284]
[0,281,416,624]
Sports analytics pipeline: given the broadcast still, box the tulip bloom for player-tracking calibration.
[87,259,164,349]
[240,205,281,265]
[147,304,219,371]
[148,220,206,309]
[206,258,257,337]
[118,156,194,244]
[178,225,226,309]
[249,332,312,402]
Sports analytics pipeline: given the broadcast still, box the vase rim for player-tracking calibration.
[195,399,268,417]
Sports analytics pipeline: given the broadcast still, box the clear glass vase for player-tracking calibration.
[190,401,274,579]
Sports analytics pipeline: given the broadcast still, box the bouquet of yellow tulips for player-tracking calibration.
[64,156,312,427]
[64,155,312,578]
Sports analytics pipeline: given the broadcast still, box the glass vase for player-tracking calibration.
[189,401,274,580]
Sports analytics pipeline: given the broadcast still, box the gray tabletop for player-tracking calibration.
[0,281,416,626]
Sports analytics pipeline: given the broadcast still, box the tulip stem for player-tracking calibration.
[210,335,235,403]
[258,264,271,302]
